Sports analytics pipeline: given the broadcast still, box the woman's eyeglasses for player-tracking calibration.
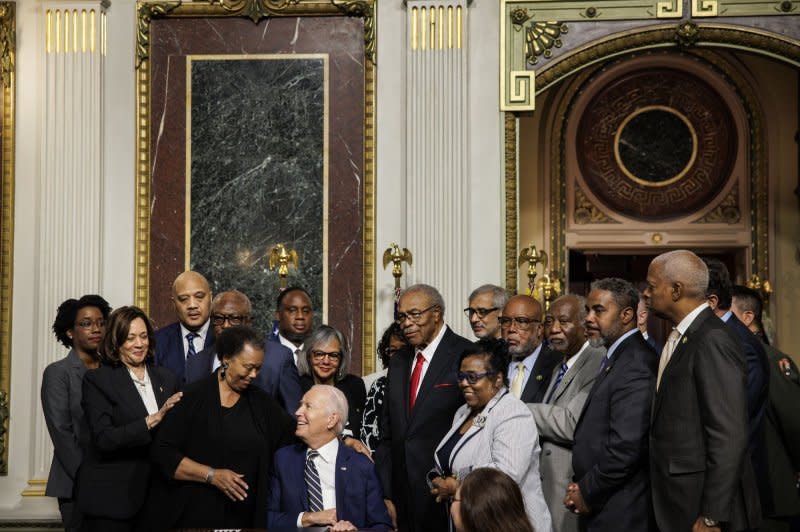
[457,370,497,385]
[311,350,342,362]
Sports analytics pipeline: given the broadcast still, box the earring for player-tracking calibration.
[220,362,229,379]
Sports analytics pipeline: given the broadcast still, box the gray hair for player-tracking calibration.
[549,294,587,321]
[297,325,351,381]
[312,384,349,435]
[651,250,709,299]
[402,284,446,315]
[468,284,508,309]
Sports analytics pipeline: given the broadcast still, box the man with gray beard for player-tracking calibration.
[501,295,562,403]
[528,294,605,532]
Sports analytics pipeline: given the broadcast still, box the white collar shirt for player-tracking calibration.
[676,302,710,338]
[128,367,159,415]
[179,320,210,360]
[507,343,543,393]
[565,341,591,371]
[411,323,448,399]
[297,437,339,526]
[279,333,303,366]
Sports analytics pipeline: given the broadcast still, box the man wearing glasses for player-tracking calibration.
[502,295,562,403]
[185,290,302,415]
[463,284,507,339]
[375,284,473,532]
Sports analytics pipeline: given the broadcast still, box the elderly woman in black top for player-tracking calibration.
[78,306,181,532]
[150,325,295,530]
[297,324,366,438]
[41,295,111,531]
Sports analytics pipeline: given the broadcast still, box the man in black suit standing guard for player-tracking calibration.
[375,284,473,532]
[567,278,656,531]
[645,249,761,532]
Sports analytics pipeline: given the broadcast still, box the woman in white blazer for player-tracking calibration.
[430,339,552,532]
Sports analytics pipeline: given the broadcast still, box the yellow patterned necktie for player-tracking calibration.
[656,329,681,391]
[511,361,525,399]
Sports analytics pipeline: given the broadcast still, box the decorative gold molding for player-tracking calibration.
[534,24,800,95]
[692,181,741,224]
[134,0,376,373]
[524,21,568,66]
[574,186,618,224]
[657,0,683,18]
[331,0,376,64]
[692,0,719,16]
[0,0,13,476]
[21,479,46,497]
[506,29,784,288]
[504,113,518,293]
[135,2,180,69]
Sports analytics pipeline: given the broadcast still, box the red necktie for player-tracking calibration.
[409,353,425,410]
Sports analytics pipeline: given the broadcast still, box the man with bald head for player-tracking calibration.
[155,271,214,386]
[502,295,561,403]
[645,250,760,532]
[184,290,302,414]
[375,283,473,532]
[529,294,605,532]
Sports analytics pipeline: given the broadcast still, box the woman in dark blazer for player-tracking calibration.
[41,295,111,531]
[297,325,366,437]
[150,325,295,530]
[77,306,181,532]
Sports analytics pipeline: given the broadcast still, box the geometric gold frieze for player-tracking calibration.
[574,186,619,224]
[576,67,737,221]
[692,182,741,224]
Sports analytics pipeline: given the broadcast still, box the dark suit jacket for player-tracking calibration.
[77,364,177,521]
[650,307,760,531]
[186,342,302,415]
[42,350,90,499]
[266,441,393,531]
[572,331,656,531]
[520,345,563,403]
[375,326,473,532]
[154,322,214,387]
[761,344,800,518]
[300,374,367,437]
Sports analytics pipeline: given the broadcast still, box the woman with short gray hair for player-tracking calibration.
[298,325,366,437]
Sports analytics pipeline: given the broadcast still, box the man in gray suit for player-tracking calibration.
[528,294,605,532]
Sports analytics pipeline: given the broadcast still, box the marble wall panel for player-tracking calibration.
[148,16,365,369]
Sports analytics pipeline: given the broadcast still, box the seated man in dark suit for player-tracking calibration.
[568,278,657,532]
[267,385,392,531]
[185,290,302,415]
[155,271,214,387]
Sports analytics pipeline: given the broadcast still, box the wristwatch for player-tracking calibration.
[702,517,719,527]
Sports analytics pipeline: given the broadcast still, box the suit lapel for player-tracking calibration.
[410,328,454,419]
[114,365,150,419]
[295,445,311,512]
[651,308,712,422]
[448,391,507,471]
[334,442,350,514]
[549,349,594,404]
[148,367,168,407]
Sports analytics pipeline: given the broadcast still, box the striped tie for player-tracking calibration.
[545,362,568,404]
[305,450,324,512]
[186,332,198,359]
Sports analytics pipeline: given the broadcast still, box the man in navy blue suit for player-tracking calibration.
[184,290,302,415]
[154,271,214,387]
[567,278,657,531]
[704,259,770,507]
[267,385,392,531]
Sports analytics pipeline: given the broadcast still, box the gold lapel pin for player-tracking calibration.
[536,375,543,381]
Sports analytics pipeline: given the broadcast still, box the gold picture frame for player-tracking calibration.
[134,0,377,374]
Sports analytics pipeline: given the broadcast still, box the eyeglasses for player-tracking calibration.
[395,305,438,324]
[311,350,342,362]
[211,314,248,326]
[457,370,497,385]
[498,316,541,330]
[463,307,499,319]
[76,319,105,330]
